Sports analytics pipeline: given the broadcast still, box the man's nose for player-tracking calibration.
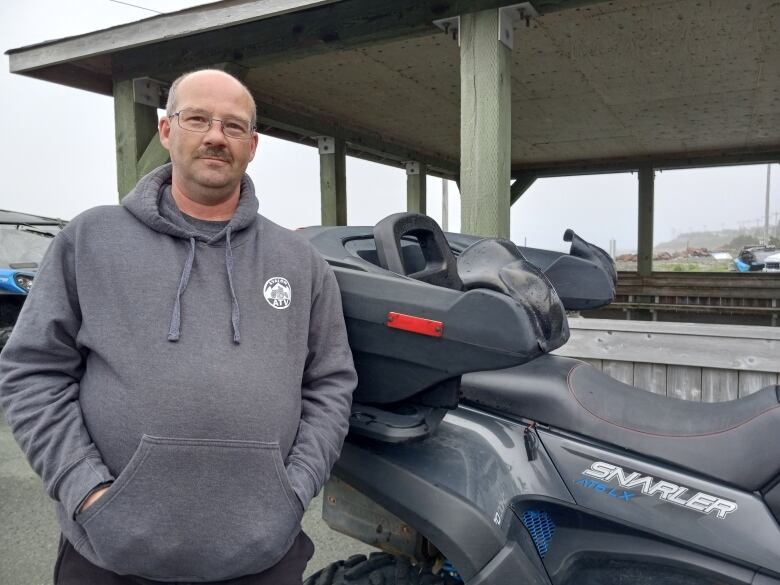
[203,121,228,145]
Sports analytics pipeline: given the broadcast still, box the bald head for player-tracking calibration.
[166,69,257,129]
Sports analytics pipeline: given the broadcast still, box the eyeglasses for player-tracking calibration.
[170,109,254,141]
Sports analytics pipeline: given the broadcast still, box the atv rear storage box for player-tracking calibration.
[304,213,573,442]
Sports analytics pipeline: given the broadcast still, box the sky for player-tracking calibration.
[1,1,778,255]
[513,164,780,253]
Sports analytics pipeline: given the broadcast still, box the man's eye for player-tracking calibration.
[187,115,209,124]
[225,120,247,132]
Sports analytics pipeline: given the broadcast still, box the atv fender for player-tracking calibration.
[333,440,551,584]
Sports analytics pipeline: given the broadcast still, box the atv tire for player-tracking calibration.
[305,553,455,585]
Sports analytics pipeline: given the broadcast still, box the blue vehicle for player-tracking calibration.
[734,245,777,272]
[0,209,65,347]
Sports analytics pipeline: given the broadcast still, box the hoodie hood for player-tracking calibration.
[121,163,259,244]
[121,164,259,344]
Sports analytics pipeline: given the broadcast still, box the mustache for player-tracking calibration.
[196,148,232,162]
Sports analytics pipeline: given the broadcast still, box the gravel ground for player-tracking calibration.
[0,417,374,585]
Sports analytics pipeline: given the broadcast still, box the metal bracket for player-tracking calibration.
[433,16,460,46]
[317,136,336,155]
[498,2,538,49]
[435,4,536,49]
[405,161,422,176]
[132,77,169,109]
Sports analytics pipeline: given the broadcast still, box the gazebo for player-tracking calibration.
[8,0,779,277]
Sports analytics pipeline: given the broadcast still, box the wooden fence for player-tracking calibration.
[553,318,780,402]
[586,272,780,327]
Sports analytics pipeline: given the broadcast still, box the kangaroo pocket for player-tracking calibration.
[76,435,303,582]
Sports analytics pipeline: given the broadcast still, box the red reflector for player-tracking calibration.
[386,312,443,338]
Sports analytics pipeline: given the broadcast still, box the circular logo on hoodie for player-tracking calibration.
[264,277,292,309]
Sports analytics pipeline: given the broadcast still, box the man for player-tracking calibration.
[0,70,357,584]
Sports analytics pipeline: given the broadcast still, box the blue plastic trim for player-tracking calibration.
[0,269,29,295]
[521,509,556,558]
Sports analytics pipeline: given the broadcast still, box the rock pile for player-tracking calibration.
[615,247,714,262]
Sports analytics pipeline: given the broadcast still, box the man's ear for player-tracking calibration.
[159,117,171,151]
[248,132,259,162]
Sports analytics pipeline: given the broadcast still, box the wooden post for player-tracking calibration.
[638,164,655,276]
[318,136,347,226]
[136,138,171,179]
[406,161,427,214]
[113,78,168,199]
[460,9,511,238]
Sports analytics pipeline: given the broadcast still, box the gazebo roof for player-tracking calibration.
[8,0,779,177]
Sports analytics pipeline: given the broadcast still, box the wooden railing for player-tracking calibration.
[585,272,780,327]
[553,318,780,402]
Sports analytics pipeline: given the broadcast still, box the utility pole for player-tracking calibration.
[765,164,772,245]
[441,178,449,231]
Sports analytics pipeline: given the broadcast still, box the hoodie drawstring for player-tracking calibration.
[225,227,241,344]
[167,231,242,344]
[168,237,196,342]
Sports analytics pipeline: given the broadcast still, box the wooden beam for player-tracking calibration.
[113,78,160,199]
[513,150,780,178]
[460,9,511,238]
[406,162,427,214]
[509,173,537,206]
[255,125,457,181]
[9,0,342,75]
[637,164,654,276]
[319,137,347,226]
[14,62,113,95]
[614,271,780,300]
[606,301,780,318]
[554,317,780,373]
[137,136,170,179]
[253,99,458,175]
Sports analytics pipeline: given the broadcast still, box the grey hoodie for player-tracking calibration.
[0,164,357,582]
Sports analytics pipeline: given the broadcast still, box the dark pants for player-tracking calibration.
[54,530,315,585]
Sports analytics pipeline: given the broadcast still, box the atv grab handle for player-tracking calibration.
[373,212,463,290]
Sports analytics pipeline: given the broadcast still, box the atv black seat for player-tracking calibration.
[461,355,780,492]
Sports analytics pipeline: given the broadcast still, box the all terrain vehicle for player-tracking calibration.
[0,209,65,349]
[300,212,780,585]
